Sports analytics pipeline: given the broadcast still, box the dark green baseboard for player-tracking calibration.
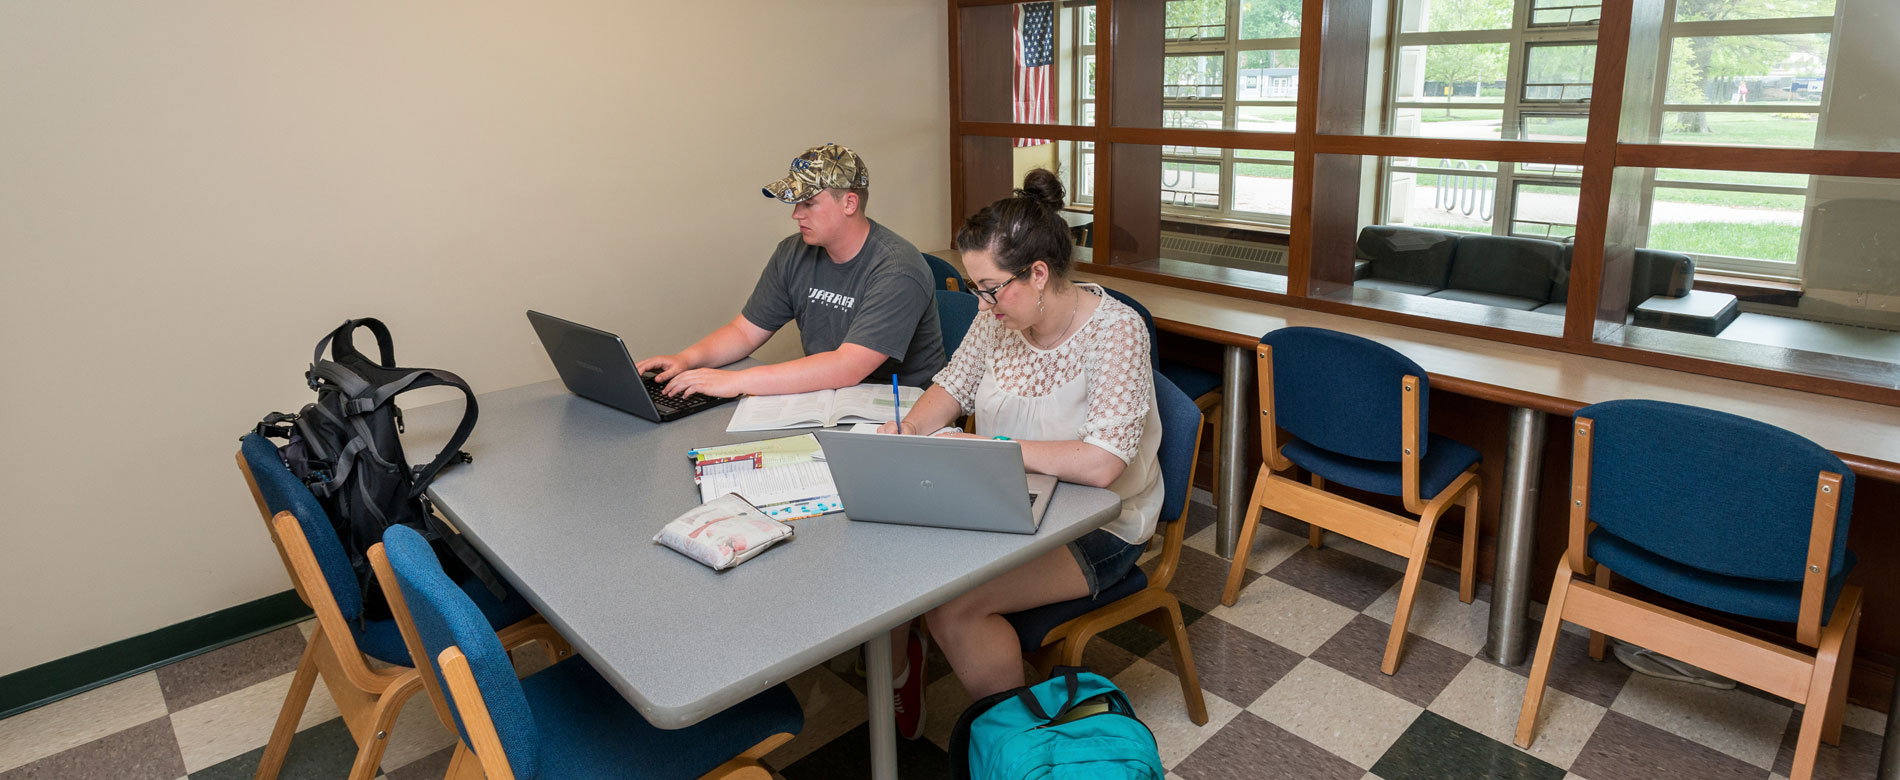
[0,590,313,720]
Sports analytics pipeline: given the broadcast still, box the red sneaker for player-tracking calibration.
[893,628,928,740]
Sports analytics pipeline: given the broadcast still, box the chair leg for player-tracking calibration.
[1791,587,1863,780]
[1587,565,1612,661]
[1458,481,1479,604]
[1136,600,1208,725]
[1307,474,1326,549]
[1381,505,1446,676]
[1820,598,1863,746]
[344,673,422,780]
[254,635,321,780]
[1220,470,1269,607]
[1516,558,1578,748]
[442,743,486,780]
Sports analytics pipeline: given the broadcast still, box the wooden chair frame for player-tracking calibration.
[376,546,793,780]
[236,453,555,780]
[1515,417,1863,780]
[1219,344,1482,675]
[1024,420,1210,725]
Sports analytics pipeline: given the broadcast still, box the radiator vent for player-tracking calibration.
[1159,233,1289,270]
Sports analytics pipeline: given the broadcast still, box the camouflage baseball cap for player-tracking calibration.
[761,143,869,204]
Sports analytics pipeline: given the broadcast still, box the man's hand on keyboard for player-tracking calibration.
[635,354,692,382]
[663,367,746,398]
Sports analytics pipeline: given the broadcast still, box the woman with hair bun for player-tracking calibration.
[874,169,1162,736]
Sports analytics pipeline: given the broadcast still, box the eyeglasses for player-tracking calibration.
[961,267,1029,305]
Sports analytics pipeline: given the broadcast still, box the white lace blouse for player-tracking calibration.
[933,284,1163,545]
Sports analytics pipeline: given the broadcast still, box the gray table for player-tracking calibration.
[402,380,1123,779]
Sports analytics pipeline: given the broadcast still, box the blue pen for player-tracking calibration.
[891,374,903,432]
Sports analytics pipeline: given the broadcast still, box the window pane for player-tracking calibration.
[1165,54,1225,99]
[1665,35,1828,108]
[1240,0,1302,39]
[1523,43,1596,102]
[1237,50,1300,99]
[1315,154,1564,336]
[1394,108,1505,140]
[1399,0,1513,33]
[1511,183,1582,239]
[1236,105,1297,132]
[1163,160,1222,209]
[1233,161,1294,216]
[1601,167,1900,388]
[1675,0,1834,22]
[1519,112,1590,141]
[1387,158,1498,233]
[1099,144,1291,289]
[1409,44,1510,102]
[1166,0,1226,41]
[1658,111,1820,148]
[1648,187,1805,266]
[1657,168,1808,188]
[1530,0,1602,26]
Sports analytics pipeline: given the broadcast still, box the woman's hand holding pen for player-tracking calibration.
[876,420,920,435]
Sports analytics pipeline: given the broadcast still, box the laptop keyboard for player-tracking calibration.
[643,374,717,416]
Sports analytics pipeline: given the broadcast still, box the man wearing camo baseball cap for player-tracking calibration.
[639,143,946,399]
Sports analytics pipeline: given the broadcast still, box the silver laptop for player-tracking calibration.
[815,431,1057,534]
[526,310,737,423]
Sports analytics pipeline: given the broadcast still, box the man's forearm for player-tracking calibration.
[679,322,763,369]
[734,349,886,396]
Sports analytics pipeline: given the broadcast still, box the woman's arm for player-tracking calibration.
[1018,440,1127,488]
[877,384,961,435]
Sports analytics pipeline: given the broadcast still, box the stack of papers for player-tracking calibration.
[687,434,841,521]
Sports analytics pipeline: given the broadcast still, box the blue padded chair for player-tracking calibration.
[924,253,962,292]
[1219,327,1482,675]
[1515,401,1862,780]
[1101,286,1227,520]
[375,525,803,780]
[236,434,545,780]
[936,289,979,358]
[1001,371,1209,725]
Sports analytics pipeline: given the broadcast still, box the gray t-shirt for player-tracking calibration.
[740,219,947,387]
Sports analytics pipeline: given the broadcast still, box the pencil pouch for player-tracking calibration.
[653,493,794,570]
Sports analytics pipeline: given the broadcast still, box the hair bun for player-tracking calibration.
[1015,168,1066,212]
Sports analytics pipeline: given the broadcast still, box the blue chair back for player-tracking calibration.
[937,290,979,357]
[241,434,364,621]
[384,524,540,780]
[1260,327,1427,463]
[924,254,962,292]
[1153,371,1199,525]
[1100,287,1160,371]
[1579,400,1854,582]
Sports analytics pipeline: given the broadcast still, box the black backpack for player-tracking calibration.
[255,318,503,620]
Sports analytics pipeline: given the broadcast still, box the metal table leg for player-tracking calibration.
[865,631,897,779]
[1879,674,1900,779]
[1216,345,1253,559]
[1485,406,1545,666]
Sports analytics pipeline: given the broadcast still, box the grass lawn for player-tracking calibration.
[1660,111,1818,147]
[1652,187,1803,210]
[1647,221,1799,262]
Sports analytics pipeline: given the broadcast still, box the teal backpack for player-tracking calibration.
[948,667,1164,780]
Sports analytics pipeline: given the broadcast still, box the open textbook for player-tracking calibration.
[725,382,923,433]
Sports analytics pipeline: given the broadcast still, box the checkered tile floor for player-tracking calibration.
[2,494,1886,780]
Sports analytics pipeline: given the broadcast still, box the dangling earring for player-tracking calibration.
[1037,288,1045,312]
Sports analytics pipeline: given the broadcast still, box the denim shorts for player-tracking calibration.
[1066,529,1145,598]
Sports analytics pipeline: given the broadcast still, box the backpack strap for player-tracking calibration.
[316,318,397,370]
[397,368,479,497]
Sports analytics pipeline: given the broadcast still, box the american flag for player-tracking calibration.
[1013,1,1054,147]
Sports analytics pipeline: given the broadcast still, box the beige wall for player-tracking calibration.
[0,1,949,675]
